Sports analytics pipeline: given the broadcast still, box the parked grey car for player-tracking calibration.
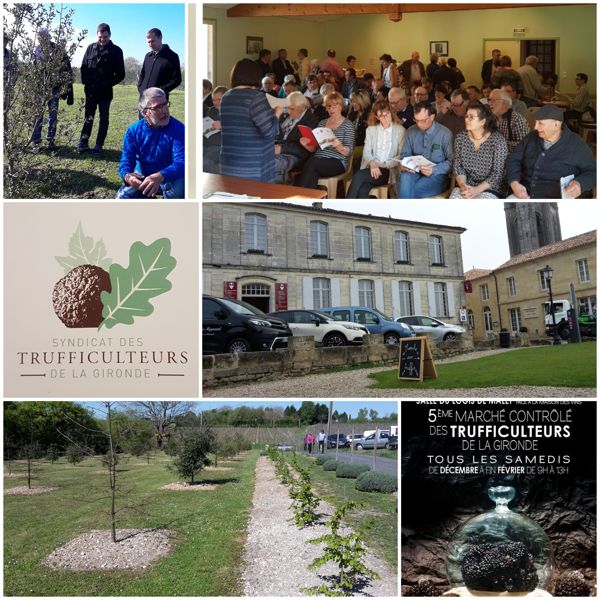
[353,431,391,450]
[397,315,466,341]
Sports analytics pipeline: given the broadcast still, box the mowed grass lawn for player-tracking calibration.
[294,454,398,571]
[370,342,596,389]
[8,83,184,199]
[4,450,255,596]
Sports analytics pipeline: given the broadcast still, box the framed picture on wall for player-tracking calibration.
[430,41,449,57]
[246,36,263,55]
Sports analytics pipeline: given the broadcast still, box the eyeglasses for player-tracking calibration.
[465,115,480,121]
[377,112,391,119]
[146,101,170,112]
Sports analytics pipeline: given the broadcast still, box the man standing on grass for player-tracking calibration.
[117,87,184,199]
[137,28,181,106]
[76,23,125,154]
[317,429,327,454]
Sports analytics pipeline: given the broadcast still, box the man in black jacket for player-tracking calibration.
[77,23,125,153]
[137,28,181,105]
[273,91,319,183]
[272,49,295,86]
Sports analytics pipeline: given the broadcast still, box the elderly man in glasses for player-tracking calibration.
[117,87,185,199]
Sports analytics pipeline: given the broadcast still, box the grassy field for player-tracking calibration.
[4,449,255,596]
[370,343,596,389]
[6,83,184,199]
[294,454,398,571]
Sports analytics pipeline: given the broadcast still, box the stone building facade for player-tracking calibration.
[504,202,562,257]
[203,202,467,322]
[465,230,596,341]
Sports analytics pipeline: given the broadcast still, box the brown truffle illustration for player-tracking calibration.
[52,264,112,328]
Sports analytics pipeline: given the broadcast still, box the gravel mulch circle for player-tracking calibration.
[242,456,397,597]
[5,486,58,495]
[160,482,218,491]
[42,528,172,571]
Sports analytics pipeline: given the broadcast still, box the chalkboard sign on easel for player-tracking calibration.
[398,336,437,382]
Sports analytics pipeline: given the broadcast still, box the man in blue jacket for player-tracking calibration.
[117,87,184,198]
[506,104,596,198]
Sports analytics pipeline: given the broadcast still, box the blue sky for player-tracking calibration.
[61,4,185,67]
[80,401,398,419]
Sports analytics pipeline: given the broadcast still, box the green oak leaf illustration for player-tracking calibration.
[55,222,112,274]
[99,238,176,330]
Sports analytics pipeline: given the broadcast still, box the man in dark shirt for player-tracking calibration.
[76,23,125,153]
[137,28,181,104]
[272,48,295,86]
[388,87,414,129]
[432,58,458,91]
[481,48,501,85]
[255,49,272,78]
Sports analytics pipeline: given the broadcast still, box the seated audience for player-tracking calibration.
[346,100,406,198]
[488,89,529,153]
[303,74,321,102]
[313,83,335,120]
[342,68,358,99]
[203,85,227,175]
[360,72,375,94]
[273,91,319,183]
[347,89,372,147]
[447,58,465,88]
[433,84,451,115]
[450,103,508,198]
[501,82,528,119]
[220,58,278,182]
[491,55,522,90]
[517,55,543,106]
[437,89,468,137]
[466,85,483,106]
[117,87,184,198]
[481,83,492,104]
[397,102,453,198]
[295,91,355,190]
[371,78,388,103]
[272,48,295,85]
[564,72,591,125]
[260,76,277,97]
[278,74,298,98]
[412,85,430,107]
[421,78,435,102]
[380,53,399,89]
[203,79,213,116]
[506,104,596,198]
[388,87,415,129]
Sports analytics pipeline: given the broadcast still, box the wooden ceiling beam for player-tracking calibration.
[226,3,580,18]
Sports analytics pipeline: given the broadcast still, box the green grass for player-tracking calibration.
[293,455,397,571]
[370,343,596,389]
[330,447,398,460]
[4,450,256,596]
[7,83,184,199]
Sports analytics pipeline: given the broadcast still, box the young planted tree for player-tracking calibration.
[46,443,60,464]
[303,501,379,596]
[65,444,85,466]
[288,464,320,528]
[21,440,42,489]
[172,429,215,484]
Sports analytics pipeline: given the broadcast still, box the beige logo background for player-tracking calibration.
[4,202,199,397]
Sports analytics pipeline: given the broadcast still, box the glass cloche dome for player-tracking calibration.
[446,486,554,595]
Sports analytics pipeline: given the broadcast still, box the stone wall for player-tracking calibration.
[203,334,474,388]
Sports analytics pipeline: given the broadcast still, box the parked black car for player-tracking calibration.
[202,295,292,354]
[327,433,350,449]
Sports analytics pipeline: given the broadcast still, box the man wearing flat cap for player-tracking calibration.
[506,104,596,198]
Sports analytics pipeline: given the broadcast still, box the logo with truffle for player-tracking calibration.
[53,223,176,329]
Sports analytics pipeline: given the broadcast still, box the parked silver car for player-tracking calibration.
[354,432,391,450]
[397,315,466,342]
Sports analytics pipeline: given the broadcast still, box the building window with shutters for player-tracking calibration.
[483,307,493,332]
[313,278,331,309]
[577,258,590,283]
[429,235,444,266]
[398,281,414,315]
[507,276,517,297]
[433,282,448,317]
[309,221,329,258]
[355,227,372,260]
[358,279,374,307]
[509,307,522,333]
[394,231,410,263]
[244,213,267,253]
[480,284,489,301]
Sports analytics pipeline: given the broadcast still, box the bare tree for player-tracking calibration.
[135,402,188,449]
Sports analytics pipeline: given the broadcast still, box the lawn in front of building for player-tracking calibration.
[369,342,596,389]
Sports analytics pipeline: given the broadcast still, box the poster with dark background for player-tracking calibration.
[401,400,596,597]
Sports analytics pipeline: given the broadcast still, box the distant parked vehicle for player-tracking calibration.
[387,435,398,450]
[276,443,295,451]
[327,433,350,448]
[354,431,391,450]
[397,315,466,342]
[267,309,368,347]
[321,306,414,345]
